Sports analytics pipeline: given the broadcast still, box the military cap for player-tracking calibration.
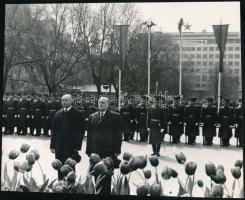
[206,97,214,102]
[173,95,181,101]
[189,97,197,102]
[224,98,230,103]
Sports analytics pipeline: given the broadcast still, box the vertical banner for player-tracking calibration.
[212,24,229,72]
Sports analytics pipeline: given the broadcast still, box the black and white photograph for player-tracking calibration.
[0,1,244,198]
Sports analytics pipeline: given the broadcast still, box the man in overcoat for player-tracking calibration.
[50,94,85,180]
[86,96,122,195]
[234,98,243,147]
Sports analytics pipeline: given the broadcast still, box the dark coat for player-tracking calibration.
[148,106,164,144]
[136,105,147,133]
[184,104,201,136]
[50,107,85,162]
[86,110,122,158]
[201,105,217,137]
[168,104,184,136]
[234,106,243,138]
[218,105,234,139]
[120,105,134,133]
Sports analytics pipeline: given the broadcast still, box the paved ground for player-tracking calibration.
[1,133,243,197]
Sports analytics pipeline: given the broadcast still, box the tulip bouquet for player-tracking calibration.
[51,153,114,194]
[2,143,54,192]
[201,159,244,198]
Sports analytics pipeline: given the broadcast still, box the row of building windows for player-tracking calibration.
[183,61,240,66]
[183,53,240,59]
[183,46,240,51]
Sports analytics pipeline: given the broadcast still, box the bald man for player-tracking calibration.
[86,96,122,195]
[50,94,85,180]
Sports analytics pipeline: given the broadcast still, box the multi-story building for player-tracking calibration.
[168,30,241,100]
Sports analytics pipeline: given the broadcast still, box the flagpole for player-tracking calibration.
[147,25,151,100]
[179,29,182,98]
[118,69,121,110]
[217,72,221,114]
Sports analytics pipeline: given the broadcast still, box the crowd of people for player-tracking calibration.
[1,92,243,150]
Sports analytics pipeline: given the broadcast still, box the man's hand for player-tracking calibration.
[160,129,164,133]
[50,149,55,153]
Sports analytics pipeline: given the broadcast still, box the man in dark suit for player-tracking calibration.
[50,94,85,180]
[86,96,122,195]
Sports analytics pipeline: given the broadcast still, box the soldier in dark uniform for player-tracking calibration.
[234,98,243,147]
[201,97,217,145]
[2,93,8,134]
[32,94,46,136]
[18,93,31,135]
[6,93,18,134]
[218,99,234,147]
[148,96,164,156]
[46,94,59,136]
[136,96,148,142]
[120,98,133,141]
[168,96,184,144]
[184,97,201,145]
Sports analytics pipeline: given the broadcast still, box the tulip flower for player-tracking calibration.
[234,160,243,169]
[231,166,241,179]
[175,152,186,164]
[197,179,203,187]
[26,153,36,165]
[128,157,138,171]
[20,143,30,153]
[89,153,101,165]
[149,183,162,196]
[8,150,20,160]
[205,162,216,177]
[52,159,62,171]
[216,164,224,173]
[64,158,77,168]
[30,149,40,160]
[53,185,68,193]
[67,171,76,183]
[143,170,152,179]
[103,157,114,170]
[120,162,130,175]
[93,161,108,175]
[211,184,224,198]
[13,162,20,172]
[210,169,226,184]
[19,160,30,172]
[149,156,159,167]
[138,155,147,169]
[170,168,178,178]
[161,166,171,180]
[136,183,149,196]
[185,161,197,176]
[60,164,74,176]
[123,152,133,161]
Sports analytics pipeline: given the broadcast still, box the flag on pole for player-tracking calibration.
[113,25,129,69]
[212,24,229,73]
[178,18,184,33]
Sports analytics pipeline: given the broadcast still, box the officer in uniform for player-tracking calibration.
[136,96,148,142]
[148,96,164,156]
[184,97,201,144]
[46,94,59,136]
[18,93,31,135]
[6,93,18,134]
[32,94,46,136]
[218,99,234,147]
[201,97,217,145]
[2,93,8,134]
[234,98,243,147]
[168,96,184,144]
[120,98,133,141]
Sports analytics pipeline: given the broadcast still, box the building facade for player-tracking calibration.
[169,31,241,100]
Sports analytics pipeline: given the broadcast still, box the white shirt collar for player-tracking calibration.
[64,106,72,112]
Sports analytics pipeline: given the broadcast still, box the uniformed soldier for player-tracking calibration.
[6,93,18,134]
[136,96,148,142]
[46,94,59,136]
[32,94,46,136]
[218,99,234,147]
[18,93,32,135]
[234,98,243,147]
[184,97,201,145]
[2,93,8,134]
[120,98,134,141]
[201,97,217,145]
[168,96,184,144]
[148,96,164,156]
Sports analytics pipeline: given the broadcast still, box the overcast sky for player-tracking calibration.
[135,2,240,33]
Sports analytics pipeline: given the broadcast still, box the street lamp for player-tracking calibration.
[142,20,156,101]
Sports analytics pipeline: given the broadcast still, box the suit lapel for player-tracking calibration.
[97,110,109,126]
